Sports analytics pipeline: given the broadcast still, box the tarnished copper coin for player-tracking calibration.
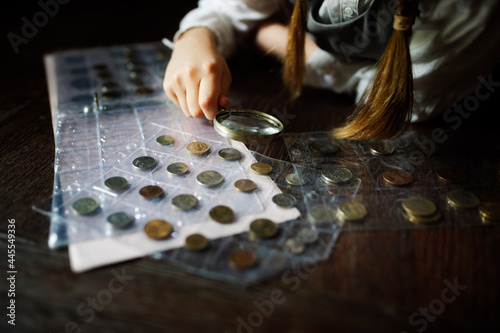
[382,169,413,186]
[228,249,258,269]
[209,205,234,223]
[139,185,164,200]
[436,167,466,183]
[234,179,257,192]
[144,219,173,239]
[185,233,209,251]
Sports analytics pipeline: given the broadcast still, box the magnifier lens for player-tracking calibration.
[214,109,284,143]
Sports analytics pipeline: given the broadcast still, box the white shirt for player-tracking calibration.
[174,0,500,122]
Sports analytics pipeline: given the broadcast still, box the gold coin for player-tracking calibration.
[436,167,466,183]
[139,185,164,200]
[185,233,209,251]
[249,219,279,239]
[337,200,367,221]
[402,196,437,217]
[446,190,479,209]
[478,202,500,221]
[228,249,258,269]
[234,179,257,192]
[209,205,234,223]
[186,141,210,155]
[250,162,272,175]
[404,211,442,224]
[144,219,173,239]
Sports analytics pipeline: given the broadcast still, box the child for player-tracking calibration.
[163,0,500,140]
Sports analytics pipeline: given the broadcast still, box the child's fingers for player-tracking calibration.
[199,72,221,120]
[186,79,203,118]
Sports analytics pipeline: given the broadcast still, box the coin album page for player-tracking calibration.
[43,42,347,283]
[283,131,497,231]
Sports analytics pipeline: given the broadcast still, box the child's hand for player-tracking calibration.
[163,27,231,120]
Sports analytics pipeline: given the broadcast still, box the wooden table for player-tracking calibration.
[1,2,499,332]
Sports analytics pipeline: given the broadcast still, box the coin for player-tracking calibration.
[436,168,466,183]
[446,190,480,209]
[283,238,305,254]
[196,170,224,187]
[171,194,198,210]
[249,219,279,239]
[144,219,173,239]
[337,200,367,221]
[321,166,353,184]
[139,185,164,200]
[369,141,395,155]
[218,148,242,161]
[104,176,129,191]
[294,228,318,244]
[310,140,339,155]
[166,162,189,176]
[251,162,272,175]
[106,212,134,228]
[309,205,335,223]
[186,141,210,155]
[132,156,157,170]
[402,197,437,217]
[156,135,175,146]
[228,249,258,269]
[272,193,297,208]
[382,169,412,186]
[209,205,234,223]
[185,233,209,251]
[404,211,442,224]
[72,197,100,215]
[234,179,257,192]
[478,202,500,221]
[285,173,308,186]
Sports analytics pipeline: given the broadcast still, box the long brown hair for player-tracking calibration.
[283,0,415,140]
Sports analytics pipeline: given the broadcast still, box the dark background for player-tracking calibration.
[1,1,500,333]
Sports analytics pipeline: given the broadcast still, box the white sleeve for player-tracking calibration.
[174,0,284,58]
[304,0,500,123]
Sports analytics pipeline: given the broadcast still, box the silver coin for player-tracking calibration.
[171,194,198,210]
[166,162,189,176]
[196,170,224,187]
[272,193,297,208]
[104,176,129,191]
[106,212,134,228]
[285,173,308,186]
[218,148,242,161]
[369,141,395,156]
[294,228,319,244]
[283,238,305,255]
[132,156,157,170]
[321,166,353,184]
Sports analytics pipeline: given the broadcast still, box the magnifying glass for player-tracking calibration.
[214,108,284,144]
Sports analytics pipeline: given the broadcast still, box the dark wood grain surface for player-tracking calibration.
[1,1,499,332]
